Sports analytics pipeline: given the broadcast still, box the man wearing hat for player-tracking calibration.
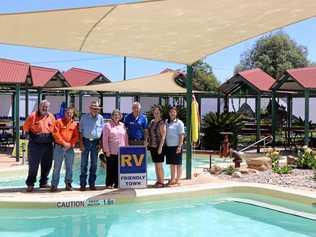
[79,101,104,191]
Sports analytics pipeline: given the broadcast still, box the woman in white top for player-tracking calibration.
[165,106,185,186]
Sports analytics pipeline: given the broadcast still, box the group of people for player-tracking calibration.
[23,99,185,192]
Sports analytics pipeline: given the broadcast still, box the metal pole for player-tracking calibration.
[123,56,127,80]
[256,93,261,153]
[304,90,310,145]
[15,84,21,162]
[186,65,193,179]
[271,90,276,147]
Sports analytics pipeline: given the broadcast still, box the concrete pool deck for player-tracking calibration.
[1,152,316,221]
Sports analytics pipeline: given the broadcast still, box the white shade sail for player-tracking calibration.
[1,0,316,64]
[62,71,189,94]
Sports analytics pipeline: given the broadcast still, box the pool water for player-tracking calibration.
[0,154,212,188]
[0,195,315,237]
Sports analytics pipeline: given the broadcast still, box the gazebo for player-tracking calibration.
[271,66,316,146]
[220,68,276,151]
[2,0,316,177]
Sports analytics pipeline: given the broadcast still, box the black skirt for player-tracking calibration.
[165,146,182,165]
[148,146,165,163]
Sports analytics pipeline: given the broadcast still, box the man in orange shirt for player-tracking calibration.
[23,100,55,192]
[51,107,79,192]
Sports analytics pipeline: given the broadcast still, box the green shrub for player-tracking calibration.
[225,165,236,175]
[201,112,244,150]
[146,104,186,124]
[266,148,292,174]
[272,165,292,174]
[297,146,316,169]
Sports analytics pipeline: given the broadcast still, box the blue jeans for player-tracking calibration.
[80,138,99,187]
[51,144,75,187]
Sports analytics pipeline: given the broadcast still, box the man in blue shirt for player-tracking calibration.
[124,102,148,146]
[79,101,104,191]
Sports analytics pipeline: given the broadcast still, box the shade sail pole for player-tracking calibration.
[186,65,193,179]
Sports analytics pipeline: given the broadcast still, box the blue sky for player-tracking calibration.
[0,0,316,83]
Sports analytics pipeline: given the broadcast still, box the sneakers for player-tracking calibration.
[26,186,34,192]
[39,184,51,189]
[50,186,58,192]
[65,183,73,191]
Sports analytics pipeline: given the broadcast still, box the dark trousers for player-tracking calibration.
[106,155,118,188]
[25,142,53,186]
[80,138,99,187]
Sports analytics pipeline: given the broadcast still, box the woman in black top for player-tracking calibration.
[148,105,166,188]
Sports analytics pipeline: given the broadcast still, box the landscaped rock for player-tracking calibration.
[238,168,260,175]
[245,157,272,171]
[247,168,260,175]
[287,155,298,166]
[232,171,242,178]
[210,165,222,175]
[238,168,249,174]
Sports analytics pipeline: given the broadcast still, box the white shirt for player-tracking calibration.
[166,119,185,147]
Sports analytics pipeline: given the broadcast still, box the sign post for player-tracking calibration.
[119,146,147,189]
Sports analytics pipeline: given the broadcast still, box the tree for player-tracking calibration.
[178,60,220,91]
[236,32,310,79]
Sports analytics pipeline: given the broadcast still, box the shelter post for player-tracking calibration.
[304,90,310,145]
[12,92,15,136]
[25,87,29,118]
[65,90,69,107]
[79,91,83,118]
[287,95,293,141]
[15,84,20,162]
[115,92,120,109]
[271,90,276,147]
[37,88,42,109]
[217,91,221,114]
[185,65,193,179]
[223,95,228,113]
[255,93,261,152]
[99,92,104,114]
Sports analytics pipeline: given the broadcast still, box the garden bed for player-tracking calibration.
[218,169,316,190]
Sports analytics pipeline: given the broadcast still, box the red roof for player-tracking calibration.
[63,67,107,87]
[286,67,316,89]
[238,68,276,92]
[30,66,58,87]
[0,58,30,84]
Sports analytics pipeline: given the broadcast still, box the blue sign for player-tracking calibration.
[119,146,147,188]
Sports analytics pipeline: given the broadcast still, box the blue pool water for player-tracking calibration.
[0,195,315,237]
[0,154,212,188]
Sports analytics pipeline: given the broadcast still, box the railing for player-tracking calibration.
[239,135,273,153]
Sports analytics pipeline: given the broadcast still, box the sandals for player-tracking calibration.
[166,180,180,187]
[153,181,165,188]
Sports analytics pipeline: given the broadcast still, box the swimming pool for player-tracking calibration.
[0,193,315,237]
[0,154,221,188]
